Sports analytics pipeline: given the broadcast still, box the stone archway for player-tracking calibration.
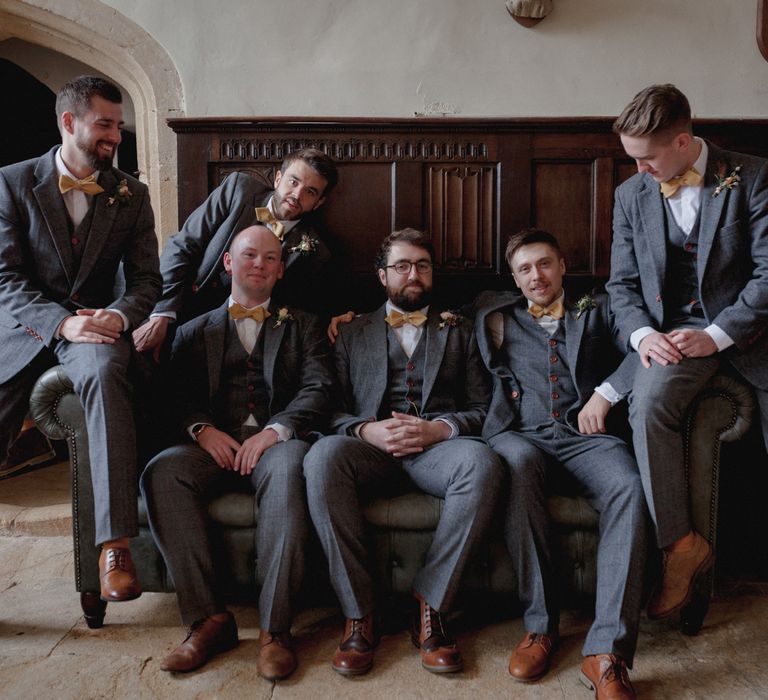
[0,0,184,239]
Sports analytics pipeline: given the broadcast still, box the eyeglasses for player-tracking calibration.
[385,260,434,275]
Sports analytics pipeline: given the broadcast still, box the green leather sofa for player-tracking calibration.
[30,365,754,633]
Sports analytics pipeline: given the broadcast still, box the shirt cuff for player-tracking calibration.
[107,308,130,331]
[435,417,458,439]
[150,311,177,321]
[188,422,213,441]
[265,423,292,442]
[594,382,624,406]
[630,326,655,351]
[704,324,734,352]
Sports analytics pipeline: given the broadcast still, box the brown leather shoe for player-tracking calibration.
[257,630,297,680]
[160,612,238,672]
[98,545,141,602]
[580,654,636,699]
[411,593,463,674]
[647,531,714,620]
[508,632,556,682]
[332,614,377,676]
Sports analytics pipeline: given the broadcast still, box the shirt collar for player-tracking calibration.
[228,296,271,311]
[691,137,708,179]
[386,301,430,317]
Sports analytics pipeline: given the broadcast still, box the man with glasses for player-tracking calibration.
[303,228,504,677]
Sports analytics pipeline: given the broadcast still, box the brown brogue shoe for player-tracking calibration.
[411,593,463,674]
[257,630,296,680]
[160,612,238,673]
[508,632,556,682]
[332,614,377,676]
[580,654,636,700]
[647,531,714,620]
[98,545,141,602]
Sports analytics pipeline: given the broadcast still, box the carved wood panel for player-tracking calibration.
[426,165,496,271]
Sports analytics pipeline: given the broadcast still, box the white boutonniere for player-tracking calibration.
[438,310,464,329]
[712,165,741,198]
[107,179,132,207]
[287,234,318,255]
[575,294,596,320]
[273,307,294,328]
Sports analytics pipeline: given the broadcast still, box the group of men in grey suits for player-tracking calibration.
[2,76,767,700]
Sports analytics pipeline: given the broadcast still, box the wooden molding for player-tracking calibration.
[759,0,768,62]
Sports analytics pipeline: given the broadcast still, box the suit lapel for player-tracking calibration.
[32,150,76,287]
[262,306,286,399]
[637,174,668,293]
[362,306,389,410]
[71,169,120,293]
[203,305,229,398]
[563,299,586,381]
[421,307,449,405]
[697,142,729,279]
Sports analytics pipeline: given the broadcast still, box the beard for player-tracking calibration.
[76,137,114,172]
[388,281,432,311]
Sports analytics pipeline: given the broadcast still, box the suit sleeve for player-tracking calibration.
[154,172,268,316]
[109,181,162,328]
[267,314,335,436]
[431,328,491,436]
[0,170,74,344]
[328,325,366,435]
[168,322,216,431]
[605,186,658,351]
[707,159,768,350]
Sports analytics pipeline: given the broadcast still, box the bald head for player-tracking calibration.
[223,225,284,307]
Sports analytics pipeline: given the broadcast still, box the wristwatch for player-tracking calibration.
[191,423,209,441]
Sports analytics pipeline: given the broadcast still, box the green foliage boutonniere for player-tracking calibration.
[288,234,318,255]
[273,307,294,328]
[438,310,464,329]
[575,294,596,320]
[107,179,132,207]
[712,165,741,198]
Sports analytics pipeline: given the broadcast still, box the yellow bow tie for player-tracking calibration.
[659,167,703,199]
[385,310,428,328]
[228,303,271,322]
[58,173,104,196]
[528,299,565,320]
[255,207,286,240]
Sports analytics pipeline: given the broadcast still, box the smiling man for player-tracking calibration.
[142,224,333,678]
[133,148,341,359]
[474,229,646,699]
[0,75,161,599]
[609,84,768,627]
[304,228,504,677]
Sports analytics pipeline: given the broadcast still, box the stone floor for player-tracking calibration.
[1,461,768,699]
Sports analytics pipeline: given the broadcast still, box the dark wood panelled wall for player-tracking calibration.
[168,117,768,310]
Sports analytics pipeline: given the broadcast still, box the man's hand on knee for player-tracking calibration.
[668,328,718,358]
[59,309,122,344]
[197,427,240,470]
[638,331,683,368]
[133,316,170,362]
[234,428,279,475]
[577,392,611,435]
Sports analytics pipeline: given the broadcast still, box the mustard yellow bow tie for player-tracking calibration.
[528,299,565,320]
[385,310,428,328]
[228,303,271,322]
[58,173,104,196]
[659,167,703,199]
[255,207,285,240]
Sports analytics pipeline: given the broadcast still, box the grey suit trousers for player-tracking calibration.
[0,336,137,545]
[303,435,504,618]
[141,439,310,630]
[489,425,647,665]
[628,356,720,548]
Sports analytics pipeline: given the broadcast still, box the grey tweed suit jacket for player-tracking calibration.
[607,141,768,390]
[330,303,491,437]
[473,290,636,440]
[0,146,161,384]
[169,302,334,438]
[155,171,333,319]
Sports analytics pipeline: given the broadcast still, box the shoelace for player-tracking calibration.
[601,655,630,687]
[103,548,129,572]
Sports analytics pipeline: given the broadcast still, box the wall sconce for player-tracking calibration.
[506,0,553,27]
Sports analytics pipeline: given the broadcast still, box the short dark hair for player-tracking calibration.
[281,148,338,195]
[55,75,123,124]
[375,228,435,271]
[505,228,561,271]
[613,84,692,140]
